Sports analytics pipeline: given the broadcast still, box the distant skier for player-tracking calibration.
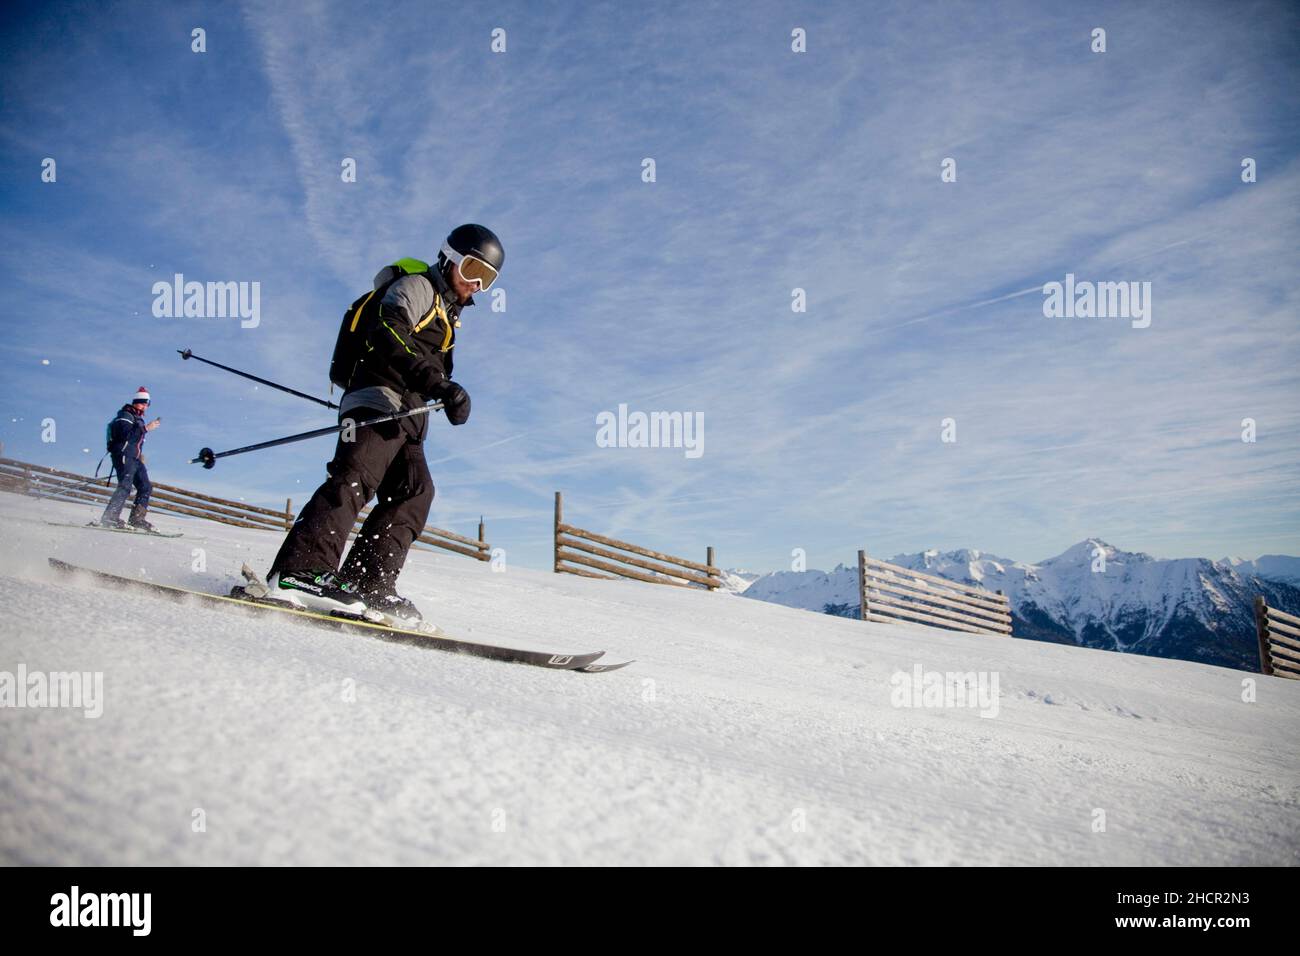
[265,224,503,621]
[100,386,161,530]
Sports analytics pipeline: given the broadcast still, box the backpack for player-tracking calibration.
[105,409,133,453]
[329,257,431,390]
[100,409,135,479]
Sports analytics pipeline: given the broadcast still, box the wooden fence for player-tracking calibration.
[1254,597,1300,679]
[0,456,490,561]
[553,492,721,590]
[857,550,1013,637]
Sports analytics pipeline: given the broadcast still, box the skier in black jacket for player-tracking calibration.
[266,224,503,621]
[100,386,161,529]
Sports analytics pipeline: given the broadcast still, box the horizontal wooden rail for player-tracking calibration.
[860,554,998,599]
[866,578,1010,622]
[1270,656,1300,675]
[859,549,1012,637]
[557,534,713,587]
[864,601,1001,636]
[1270,642,1300,664]
[553,492,720,590]
[1256,597,1300,679]
[4,463,288,531]
[0,457,292,522]
[1265,617,1300,642]
[149,480,290,520]
[16,479,289,531]
[1266,605,1300,628]
[142,487,285,529]
[1,456,491,561]
[358,507,487,551]
[863,576,1013,625]
[864,588,1010,633]
[860,556,1008,613]
[413,533,489,561]
[556,560,620,581]
[559,552,694,588]
[557,523,718,576]
[1266,630,1300,655]
[420,525,486,550]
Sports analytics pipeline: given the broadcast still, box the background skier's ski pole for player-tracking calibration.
[190,402,444,469]
[178,348,339,409]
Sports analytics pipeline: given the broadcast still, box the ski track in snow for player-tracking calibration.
[1,496,1297,865]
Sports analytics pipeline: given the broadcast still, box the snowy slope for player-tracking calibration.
[742,541,1300,670]
[1,494,1297,865]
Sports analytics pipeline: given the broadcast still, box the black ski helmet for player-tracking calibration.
[439,223,504,278]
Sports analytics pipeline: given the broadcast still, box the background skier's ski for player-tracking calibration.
[45,521,184,538]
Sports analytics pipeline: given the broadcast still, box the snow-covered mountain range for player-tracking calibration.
[716,568,762,594]
[736,540,1300,671]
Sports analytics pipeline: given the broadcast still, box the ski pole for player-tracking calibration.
[178,348,339,409]
[190,402,444,469]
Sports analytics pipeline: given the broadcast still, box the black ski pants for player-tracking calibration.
[270,408,433,594]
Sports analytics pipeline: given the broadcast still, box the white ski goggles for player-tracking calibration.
[441,243,499,292]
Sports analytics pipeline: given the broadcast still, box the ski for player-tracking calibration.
[48,558,629,672]
[45,521,184,538]
[571,659,636,673]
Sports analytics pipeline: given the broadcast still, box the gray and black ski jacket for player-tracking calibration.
[341,265,470,427]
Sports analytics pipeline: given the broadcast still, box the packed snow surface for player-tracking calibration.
[1,495,1297,865]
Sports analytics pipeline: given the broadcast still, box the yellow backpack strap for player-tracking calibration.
[349,288,378,332]
[413,293,454,353]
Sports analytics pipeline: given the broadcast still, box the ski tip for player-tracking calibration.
[576,659,636,673]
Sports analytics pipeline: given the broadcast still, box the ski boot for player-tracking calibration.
[360,588,437,633]
[265,570,369,617]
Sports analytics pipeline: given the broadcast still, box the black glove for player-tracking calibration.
[433,381,471,426]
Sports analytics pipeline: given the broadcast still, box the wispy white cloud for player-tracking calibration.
[1,0,1296,571]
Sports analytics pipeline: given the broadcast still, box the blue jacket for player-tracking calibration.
[108,404,147,461]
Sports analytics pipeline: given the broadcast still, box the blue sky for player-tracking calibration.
[1,0,1297,573]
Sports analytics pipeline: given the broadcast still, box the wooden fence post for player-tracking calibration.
[858,549,868,621]
[478,516,485,551]
[706,546,716,590]
[554,491,562,574]
[1255,596,1274,676]
[283,498,293,531]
